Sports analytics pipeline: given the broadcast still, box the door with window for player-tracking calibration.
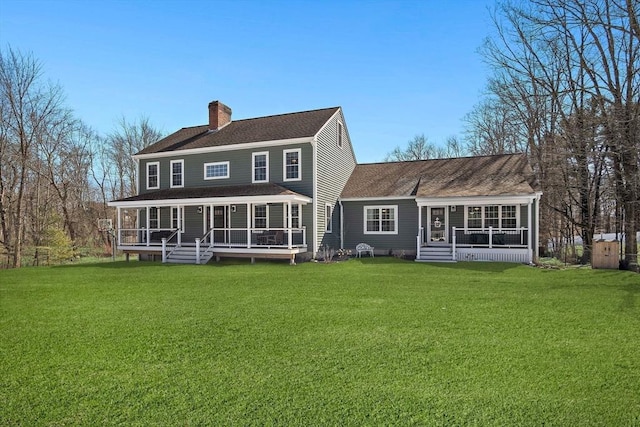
[428,207,447,244]
[204,206,229,245]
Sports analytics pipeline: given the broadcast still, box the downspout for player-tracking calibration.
[339,199,344,250]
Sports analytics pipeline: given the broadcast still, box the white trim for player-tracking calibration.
[109,193,312,208]
[204,161,230,180]
[284,203,301,229]
[340,196,416,202]
[171,206,185,232]
[426,206,448,244]
[149,206,160,229]
[325,203,333,233]
[170,159,184,188]
[363,205,398,235]
[252,204,269,229]
[135,158,140,195]
[417,195,536,206]
[312,137,318,256]
[337,121,344,149]
[252,151,269,183]
[133,137,314,160]
[146,161,160,190]
[283,148,302,182]
[463,204,521,229]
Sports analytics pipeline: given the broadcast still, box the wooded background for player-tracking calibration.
[1,0,638,269]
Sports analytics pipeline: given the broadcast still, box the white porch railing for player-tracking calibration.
[452,227,529,248]
[118,227,306,249]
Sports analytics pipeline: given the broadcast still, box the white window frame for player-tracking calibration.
[363,205,398,235]
[252,152,269,183]
[170,159,184,188]
[325,203,333,233]
[171,207,185,232]
[149,207,159,229]
[465,205,520,229]
[146,161,160,190]
[283,148,301,182]
[252,204,269,229]
[204,161,230,180]
[337,121,344,149]
[284,203,301,229]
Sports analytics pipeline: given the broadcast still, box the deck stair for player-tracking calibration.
[166,245,214,264]
[416,246,455,262]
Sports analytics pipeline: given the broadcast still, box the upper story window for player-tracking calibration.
[170,159,184,188]
[466,205,519,229]
[364,205,398,234]
[146,162,159,190]
[252,152,269,183]
[283,148,301,181]
[204,161,229,180]
[337,121,344,149]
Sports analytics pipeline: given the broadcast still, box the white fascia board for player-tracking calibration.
[415,194,537,206]
[339,196,416,202]
[108,194,312,208]
[315,108,341,136]
[133,137,314,160]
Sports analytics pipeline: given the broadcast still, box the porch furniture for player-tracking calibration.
[257,230,284,245]
[356,243,374,258]
[150,230,173,242]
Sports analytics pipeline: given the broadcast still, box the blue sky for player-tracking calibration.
[0,0,494,163]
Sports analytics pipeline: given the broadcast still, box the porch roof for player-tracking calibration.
[108,183,312,207]
[341,153,541,199]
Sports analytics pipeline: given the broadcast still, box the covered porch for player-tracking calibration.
[416,195,541,263]
[108,184,311,264]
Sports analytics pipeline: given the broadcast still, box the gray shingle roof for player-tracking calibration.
[113,183,305,203]
[137,107,340,155]
[341,153,541,199]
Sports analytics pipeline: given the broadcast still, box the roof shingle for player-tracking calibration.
[137,107,340,155]
[341,154,541,199]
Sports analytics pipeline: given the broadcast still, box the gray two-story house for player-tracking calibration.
[109,101,542,264]
[109,101,356,264]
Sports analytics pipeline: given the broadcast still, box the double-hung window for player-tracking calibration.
[283,149,301,181]
[147,162,159,190]
[285,204,301,229]
[364,205,398,234]
[170,160,184,188]
[252,152,269,183]
[149,207,159,229]
[467,205,518,229]
[171,207,185,231]
[253,205,268,229]
[204,161,229,180]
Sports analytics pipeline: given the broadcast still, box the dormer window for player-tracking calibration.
[283,148,301,181]
[147,162,159,190]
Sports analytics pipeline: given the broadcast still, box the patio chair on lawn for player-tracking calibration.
[356,243,374,258]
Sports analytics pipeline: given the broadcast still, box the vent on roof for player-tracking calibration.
[208,101,232,130]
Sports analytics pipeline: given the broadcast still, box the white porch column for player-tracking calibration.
[535,194,541,262]
[117,207,122,246]
[161,238,167,263]
[146,206,150,247]
[452,226,457,261]
[246,203,252,248]
[287,201,292,249]
[195,238,201,264]
[177,205,182,246]
[418,204,423,246]
[209,204,214,245]
[527,199,533,263]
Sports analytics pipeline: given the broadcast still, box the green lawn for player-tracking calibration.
[1,259,639,426]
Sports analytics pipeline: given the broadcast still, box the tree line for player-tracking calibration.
[0,48,162,268]
[387,0,639,269]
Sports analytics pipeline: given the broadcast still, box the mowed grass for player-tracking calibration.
[1,259,639,426]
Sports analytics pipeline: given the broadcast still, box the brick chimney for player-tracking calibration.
[208,101,232,130]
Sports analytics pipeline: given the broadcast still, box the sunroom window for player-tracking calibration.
[467,205,518,229]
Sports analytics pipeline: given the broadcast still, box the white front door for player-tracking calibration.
[428,206,448,244]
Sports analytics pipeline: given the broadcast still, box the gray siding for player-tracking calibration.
[342,199,418,253]
[315,110,357,251]
[138,143,313,197]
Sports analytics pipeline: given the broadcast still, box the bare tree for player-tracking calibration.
[385,134,466,161]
